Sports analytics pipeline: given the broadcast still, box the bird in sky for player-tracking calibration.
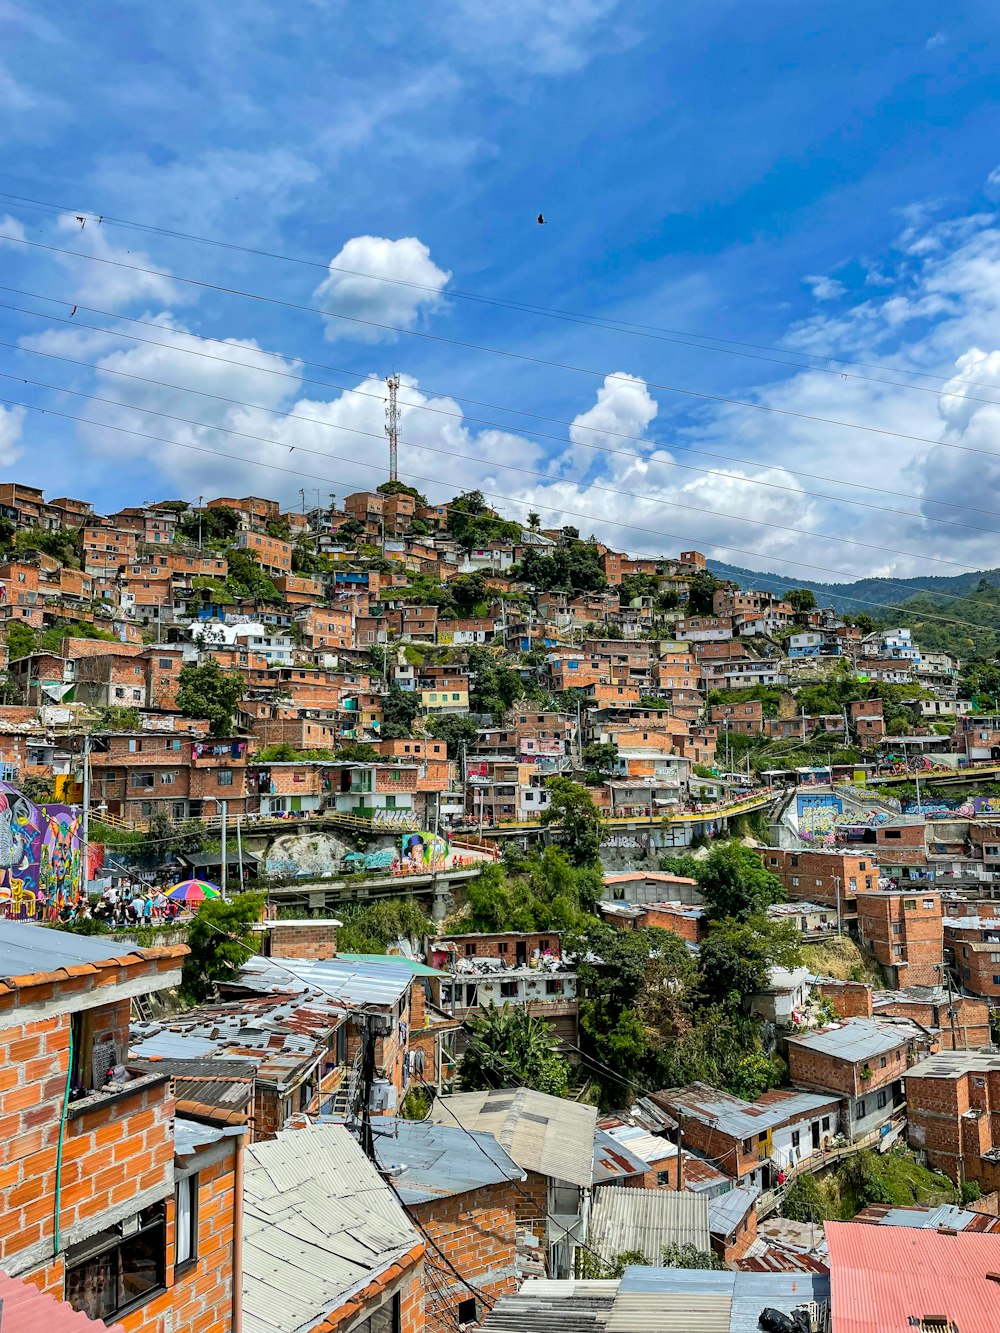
[537,213,546,224]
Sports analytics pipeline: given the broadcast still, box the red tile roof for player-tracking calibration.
[0,1273,125,1333]
[826,1220,1000,1333]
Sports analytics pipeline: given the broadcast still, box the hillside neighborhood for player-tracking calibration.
[1,481,1000,1331]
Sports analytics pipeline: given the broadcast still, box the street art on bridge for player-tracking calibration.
[0,781,83,914]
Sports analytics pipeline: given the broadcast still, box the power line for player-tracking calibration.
[3,351,997,575]
[4,229,997,468]
[8,287,999,526]
[4,187,997,399]
[8,297,1000,541]
[2,391,995,629]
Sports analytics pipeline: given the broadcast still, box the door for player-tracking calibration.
[516,942,527,966]
[811,1121,821,1150]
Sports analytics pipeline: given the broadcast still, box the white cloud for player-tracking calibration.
[804,274,845,301]
[0,405,25,465]
[556,371,657,478]
[440,0,631,74]
[987,165,1000,199]
[52,213,188,309]
[925,31,946,49]
[313,236,451,342]
[0,214,26,245]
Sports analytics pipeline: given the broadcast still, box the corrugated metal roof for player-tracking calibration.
[0,1270,126,1333]
[592,1128,650,1185]
[0,918,147,977]
[651,1083,839,1139]
[589,1189,710,1263]
[707,1185,759,1239]
[785,1017,922,1061]
[242,1124,421,1333]
[907,1048,1000,1079]
[360,1116,524,1204]
[427,1089,598,1188]
[174,1116,241,1159]
[480,1279,617,1333]
[336,952,446,977]
[231,953,414,1008]
[602,1123,677,1168]
[853,1203,1000,1234]
[826,1220,1000,1333]
[606,1292,731,1333]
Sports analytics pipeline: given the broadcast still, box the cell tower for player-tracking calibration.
[385,373,400,482]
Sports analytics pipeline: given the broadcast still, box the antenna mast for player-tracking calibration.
[385,374,400,482]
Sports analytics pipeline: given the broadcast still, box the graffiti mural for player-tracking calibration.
[0,781,83,914]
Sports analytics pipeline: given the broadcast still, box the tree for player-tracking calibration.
[685,571,723,615]
[527,511,541,531]
[381,684,420,731]
[377,480,426,503]
[697,915,801,1013]
[335,741,378,761]
[182,891,266,1001]
[582,741,619,774]
[695,842,785,920]
[176,659,246,736]
[89,706,142,732]
[5,621,36,660]
[661,1243,723,1270]
[427,713,479,758]
[784,587,818,614]
[541,777,604,866]
[461,1003,570,1097]
[224,549,282,605]
[178,504,241,545]
[781,1174,829,1224]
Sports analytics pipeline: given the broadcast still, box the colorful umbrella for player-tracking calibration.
[165,878,221,904]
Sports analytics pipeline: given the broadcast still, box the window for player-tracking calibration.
[352,1294,400,1333]
[496,943,508,955]
[657,1168,674,1186]
[904,899,916,910]
[217,769,233,786]
[546,979,563,995]
[791,876,799,887]
[464,943,477,957]
[130,773,154,789]
[856,1099,866,1119]
[880,1056,887,1069]
[876,1090,888,1110]
[159,772,175,786]
[821,1117,830,1131]
[892,923,902,935]
[500,980,518,998]
[457,1298,477,1326]
[65,1202,167,1320]
[791,1130,800,1150]
[922,898,935,909]
[974,1076,986,1089]
[175,1175,198,1270]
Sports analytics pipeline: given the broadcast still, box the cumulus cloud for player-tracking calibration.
[555,371,657,478]
[804,274,845,301]
[986,165,1000,199]
[925,31,946,49]
[52,213,187,309]
[0,404,25,465]
[313,236,451,342]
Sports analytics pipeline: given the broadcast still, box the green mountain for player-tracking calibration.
[706,561,1000,658]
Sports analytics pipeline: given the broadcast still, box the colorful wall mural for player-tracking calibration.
[0,781,84,916]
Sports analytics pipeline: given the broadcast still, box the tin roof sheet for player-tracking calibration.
[0,918,178,984]
[784,1017,921,1061]
[907,1048,1000,1079]
[361,1117,524,1204]
[826,1219,1000,1333]
[0,1270,126,1333]
[428,1088,598,1188]
[852,1203,1000,1233]
[601,1123,677,1168]
[589,1189,710,1263]
[707,1186,759,1239]
[592,1129,650,1184]
[650,1083,839,1139]
[480,1279,617,1333]
[174,1116,241,1159]
[242,1124,421,1333]
[231,954,414,1008]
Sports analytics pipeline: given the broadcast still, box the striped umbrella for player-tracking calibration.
[165,878,222,904]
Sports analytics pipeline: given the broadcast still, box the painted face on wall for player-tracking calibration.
[0,791,34,871]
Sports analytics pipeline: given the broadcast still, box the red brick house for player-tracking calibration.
[855,890,944,986]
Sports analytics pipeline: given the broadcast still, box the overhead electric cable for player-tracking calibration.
[3,188,997,397]
[0,363,984,574]
[6,295,1000,532]
[1,390,994,630]
[2,230,996,464]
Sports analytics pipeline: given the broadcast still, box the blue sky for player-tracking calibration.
[2,0,1000,580]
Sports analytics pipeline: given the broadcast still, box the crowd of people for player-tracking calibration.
[10,884,189,926]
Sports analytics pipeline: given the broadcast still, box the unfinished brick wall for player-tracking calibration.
[856,892,944,986]
[166,1146,239,1333]
[413,1181,519,1333]
[815,981,874,1019]
[711,1204,757,1264]
[787,1039,908,1099]
[264,922,339,960]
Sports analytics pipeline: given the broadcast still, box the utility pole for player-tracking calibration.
[236,814,245,894]
[197,496,203,551]
[81,733,91,897]
[356,1014,378,1164]
[800,706,806,745]
[219,799,228,897]
[385,374,400,483]
[833,874,842,937]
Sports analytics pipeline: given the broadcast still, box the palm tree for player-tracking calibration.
[460,1003,569,1096]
